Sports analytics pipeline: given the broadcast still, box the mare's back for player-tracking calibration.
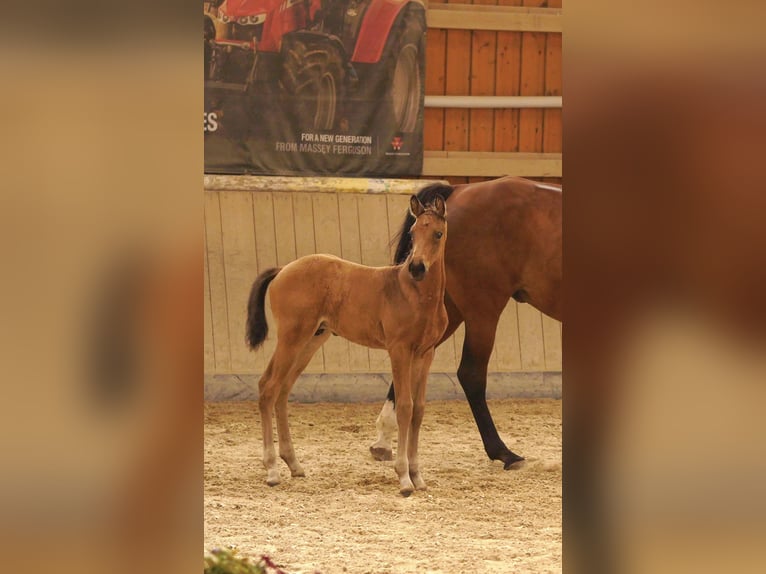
[445,177,562,316]
[447,177,560,261]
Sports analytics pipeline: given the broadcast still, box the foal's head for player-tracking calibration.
[406,195,447,282]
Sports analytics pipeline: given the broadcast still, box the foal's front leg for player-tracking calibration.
[389,346,415,496]
[407,348,435,491]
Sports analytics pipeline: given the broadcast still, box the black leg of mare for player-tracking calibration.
[457,336,525,470]
[385,382,396,405]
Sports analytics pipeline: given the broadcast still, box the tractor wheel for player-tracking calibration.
[280,36,346,132]
[376,7,425,136]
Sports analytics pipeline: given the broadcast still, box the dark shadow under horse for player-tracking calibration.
[370,176,562,469]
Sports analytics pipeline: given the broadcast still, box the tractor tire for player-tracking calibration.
[372,6,425,139]
[280,36,346,132]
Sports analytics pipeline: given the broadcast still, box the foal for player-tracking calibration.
[246,196,448,495]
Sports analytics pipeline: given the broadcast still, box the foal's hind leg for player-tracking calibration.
[258,359,283,486]
[274,331,331,479]
[259,330,313,486]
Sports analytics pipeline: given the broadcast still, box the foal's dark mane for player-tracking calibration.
[392,183,455,264]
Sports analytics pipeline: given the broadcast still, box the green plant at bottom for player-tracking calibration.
[204,547,288,574]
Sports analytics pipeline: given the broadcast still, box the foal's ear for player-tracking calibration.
[433,195,446,218]
[409,195,425,217]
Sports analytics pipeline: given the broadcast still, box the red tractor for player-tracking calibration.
[204,0,425,147]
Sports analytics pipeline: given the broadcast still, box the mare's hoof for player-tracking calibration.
[370,446,393,461]
[503,454,526,470]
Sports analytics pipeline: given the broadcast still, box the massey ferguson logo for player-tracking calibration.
[391,136,403,151]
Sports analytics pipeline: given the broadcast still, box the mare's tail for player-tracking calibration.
[246,267,281,350]
[391,183,455,263]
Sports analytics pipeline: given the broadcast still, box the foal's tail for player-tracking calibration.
[246,267,281,350]
[392,182,455,264]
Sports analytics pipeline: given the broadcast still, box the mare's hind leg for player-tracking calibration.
[274,330,331,478]
[370,294,463,461]
[458,315,525,469]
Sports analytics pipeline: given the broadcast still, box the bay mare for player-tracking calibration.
[371,176,562,469]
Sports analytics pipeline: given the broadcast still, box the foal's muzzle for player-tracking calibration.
[408,261,426,281]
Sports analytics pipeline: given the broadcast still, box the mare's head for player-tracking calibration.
[406,195,447,282]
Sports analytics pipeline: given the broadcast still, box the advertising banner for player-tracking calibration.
[204,0,426,176]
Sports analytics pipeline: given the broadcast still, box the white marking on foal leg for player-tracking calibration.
[370,399,396,461]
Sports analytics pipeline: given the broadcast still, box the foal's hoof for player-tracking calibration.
[502,453,526,470]
[370,446,393,461]
[399,486,414,497]
[266,469,281,486]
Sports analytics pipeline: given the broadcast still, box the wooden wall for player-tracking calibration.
[204,183,561,376]
[203,2,563,376]
[422,0,562,184]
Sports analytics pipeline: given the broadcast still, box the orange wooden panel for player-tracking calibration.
[469,0,498,155]
[518,0,546,153]
[543,32,562,155]
[494,0,524,154]
[424,0,447,152]
[443,0,471,151]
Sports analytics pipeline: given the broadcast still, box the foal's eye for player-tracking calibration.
[434,231,443,239]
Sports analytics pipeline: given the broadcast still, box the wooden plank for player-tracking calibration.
[251,192,279,373]
[291,192,325,373]
[219,191,260,373]
[357,195,392,267]
[517,303,545,371]
[518,0,546,154]
[203,214,215,373]
[542,315,562,371]
[423,0,447,151]
[469,0,498,154]
[272,192,297,266]
[543,31,562,155]
[494,0,523,154]
[357,194,392,371]
[386,194,410,262]
[427,4,562,32]
[422,150,561,177]
[204,192,231,373]
[312,193,350,373]
[444,0,471,152]
[338,194,370,372]
[494,300,523,371]
[205,175,446,194]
